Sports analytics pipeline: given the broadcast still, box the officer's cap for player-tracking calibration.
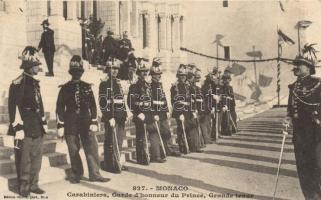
[19,46,42,70]
[107,30,114,35]
[136,64,149,75]
[293,44,318,75]
[152,57,161,66]
[69,55,84,74]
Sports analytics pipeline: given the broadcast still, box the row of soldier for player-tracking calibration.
[7,46,237,197]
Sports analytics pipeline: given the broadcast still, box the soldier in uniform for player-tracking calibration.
[171,64,202,154]
[284,47,321,200]
[128,62,166,164]
[150,58,181,157]
[99,58,128,173]
[195,68,213,145]
[118,31,133,61]
[38,19,55,77]
[102,30,118,63]
[202,68,221,141]
[56,55,109,184]
[7,46,47,197]
[220,74,236,136]
[186,64,203,152]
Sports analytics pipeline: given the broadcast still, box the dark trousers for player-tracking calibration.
[176,118,200,153]
[103,121,125,173]
[14,136,43,192]
[221,111,232,136]
[293,123,321,199]
[199,114,212,144]
[159,119,176,155]
[65,134,101,180]
[44,53,54,75]
[134,120,161,164]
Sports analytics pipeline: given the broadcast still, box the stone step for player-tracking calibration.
[95,132,136,148]
[0,105,8,114]
[237,128,284,134]
[43,152,68,167]
[0,146,13,160]
[0,159,15,175]
[0,164,71,193]
[43,140,57,154]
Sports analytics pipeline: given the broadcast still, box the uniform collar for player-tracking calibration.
[23,72,39,82]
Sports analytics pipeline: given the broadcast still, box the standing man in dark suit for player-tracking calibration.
[102,30,118,63]
[7,46,47,197]
[56,55,109,184]
[38,19,55,77]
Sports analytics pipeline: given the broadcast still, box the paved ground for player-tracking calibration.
[1,108,303,200]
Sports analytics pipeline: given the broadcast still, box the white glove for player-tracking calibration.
[179,114,185,121]
[283,116,292,127]
[43,125,48,133]
[109,118,116,127]
[57,128,64,138]
[154,115,160,121]
[193,112,198,119]
[211,108,216,114]
[90,124,98,132]
[222,105,228,112]
[213,94,220,102]
[15,130,25,140]
[138,113,145,121]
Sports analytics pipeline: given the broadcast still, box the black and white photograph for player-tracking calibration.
[0,0,320,199]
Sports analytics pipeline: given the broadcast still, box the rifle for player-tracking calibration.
[154,121,167,157]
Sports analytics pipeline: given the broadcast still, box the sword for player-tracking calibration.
[143,123,150,163]
[180,118,190,154]
[273,124,289,200]
[154,121,167,157]
[112,125,122,171]
[228,112,237,133]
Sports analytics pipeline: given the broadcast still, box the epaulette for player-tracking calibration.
[81,80,94,87]
[100,76,109,82]
[12,75,23,85]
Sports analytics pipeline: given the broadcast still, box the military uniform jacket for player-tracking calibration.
[201,78,220,112]
[38,28,55,54]
[127,79,154,124]
[7,73,46,137]
[287,76,321,125]
[170,81,191,119]
[151,81,169,120]
[56,80,97,134]
[219,84,236,111]
[99,77,127,122]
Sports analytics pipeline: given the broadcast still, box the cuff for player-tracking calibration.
[57,123,64,129]
[91,119,98,126]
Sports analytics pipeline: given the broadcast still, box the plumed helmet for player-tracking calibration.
[69,55,84,74]
[19,46,42,69]
[293,43,318,75]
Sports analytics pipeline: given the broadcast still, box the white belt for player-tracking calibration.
[153,101,165,105]
[107,99,124,104]
[196,99,203,102]
[179,101,189,105]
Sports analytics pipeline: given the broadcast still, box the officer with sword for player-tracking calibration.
[99,58,128,173]
[150,58,181,157]
[128,61,166,164]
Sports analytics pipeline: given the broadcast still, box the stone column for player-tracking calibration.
[166,15,172,51]
[172,14,180,52]
[159,14,166,50]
